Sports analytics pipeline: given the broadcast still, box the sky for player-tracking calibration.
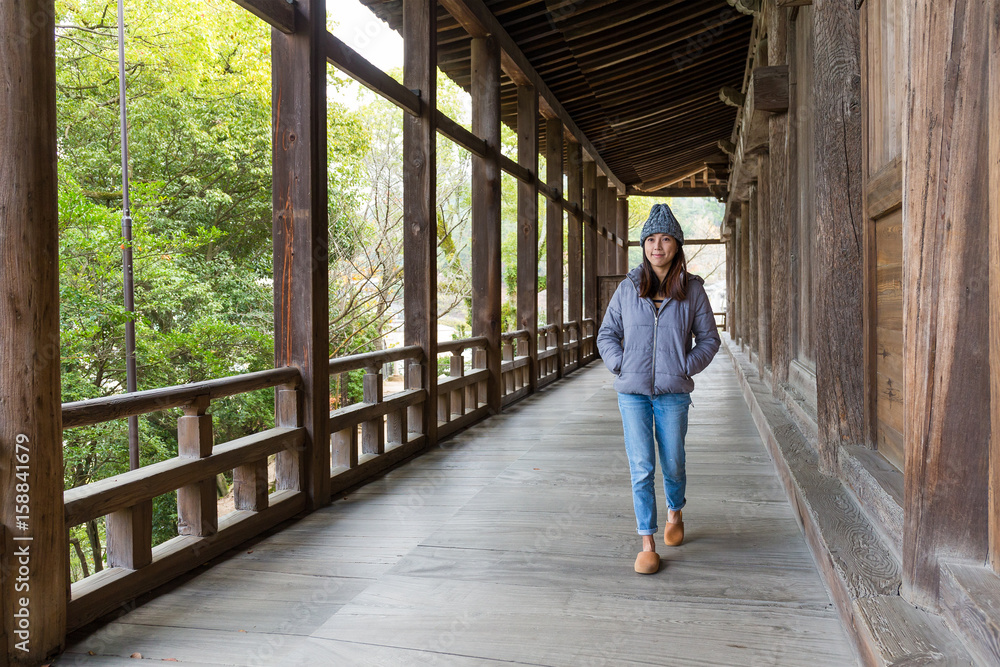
[330,0,404,72]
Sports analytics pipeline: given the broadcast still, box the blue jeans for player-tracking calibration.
[617,392,691,536]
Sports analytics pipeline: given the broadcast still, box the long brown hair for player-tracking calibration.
[638,246,687,301]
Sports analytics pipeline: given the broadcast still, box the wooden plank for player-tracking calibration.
[626,186,717,198]
[866,155,902,220]
[272,0,330,509]
[436,0,625,192]
[65,428,303,527]
[516,84,539,395]
[0,0,67,657]
[231,0,295,33]
[567,141,583,325]
[903,0,991,609]
[812,0,864,473]
[402,0,438,449]
[470,36,503,415]
[583,162,598,320]
[875,263,902,330]
[436,109,487,158]
[752,65,789,112]
[105,500,153,570]
[324,32,420,116]
[940,560,1000,665]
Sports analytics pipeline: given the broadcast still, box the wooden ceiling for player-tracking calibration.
[356,0,751,192]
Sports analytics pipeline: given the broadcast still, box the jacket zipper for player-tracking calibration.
[652,310,658,394]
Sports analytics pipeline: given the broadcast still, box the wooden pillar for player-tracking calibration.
[471,36,502,413]
[516,84,539,395]
[596,175,608,276]
[546,119,564,336]
[739,201,751,348]
[757,157,772,377]
[617,196,629,272]
[769,2,791,387]
[812,0,864,474]
[607,186,619,275]
[748,186,760,356]
[902,0,991,609]
[0,0,68,659]
[273,0,330,507]
[566,140,583,325]
[583,161,597,320]
[991,0,1000,575]
[403,0,438,442]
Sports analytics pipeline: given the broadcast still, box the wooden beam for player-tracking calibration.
[546,118,564,344]
[403,0,438,445]
[567,140,583,324]
[324,32,420,116]
[753,65,789,112]
[626,186,718,198]
[435,109,487,157]
[272,0,330,508]
[516,84,539,395]
[437,0,625,192]
[1,1,67,658]
[903,0,991,609]
[471,36,503,414]
[584,162,598,320]
[231,0,295,33]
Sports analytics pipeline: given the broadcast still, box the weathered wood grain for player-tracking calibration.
[990,0,1000,577]
[1,2,67,657]
[940,560,1000,665]
[272,0,330,508]
[903,0,991,610]
[516,84,539,394]
[811,0,864,474]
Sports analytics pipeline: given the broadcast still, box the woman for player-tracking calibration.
[597,203,721,574]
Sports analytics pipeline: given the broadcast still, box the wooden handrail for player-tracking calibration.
[64,426,303,527]
[328,345,424,375]
[62,366,301,429]
[437,336,488,354]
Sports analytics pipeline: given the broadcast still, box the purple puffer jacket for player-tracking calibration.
[597,267,721,395]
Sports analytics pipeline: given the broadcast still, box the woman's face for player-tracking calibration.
[644,233,678,271]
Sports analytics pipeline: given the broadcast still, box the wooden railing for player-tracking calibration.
[436,337,490,439]
[62,366,305,631]
[501,330,532,406]
[58,325,597,632]
[327,346,428,494]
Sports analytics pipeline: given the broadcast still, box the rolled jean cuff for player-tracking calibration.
[637,528,656,536]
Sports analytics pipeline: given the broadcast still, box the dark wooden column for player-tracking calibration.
[617,196,629,272]
[607,186,619,275]
[583,161,598,320]
[902,0,990,609]
[757,157,772,378]
[1,1,67,660]
[769,3,791,388]
[273,0,330,508]
[566,140,583,325]
[403,0,438,442]
[597,175,609,275]
[471,36,502,413]
[748,184,760,360]
[516,84,539,394]
[991,0,1000,575]
[545,118,564,336]
[812,0,864,474]
[739,201,751,348]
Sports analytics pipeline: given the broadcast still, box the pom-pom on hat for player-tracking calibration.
[639,203,683,246]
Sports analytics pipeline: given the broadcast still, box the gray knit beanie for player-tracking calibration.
[639,203,683,246]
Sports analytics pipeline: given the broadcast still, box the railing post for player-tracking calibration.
[177,396,217,536]
[406,361,425,437]
[106,502,152,570]
[1,0,68,658]
[403,0,439,449]
[275,387,305,490]
[451,352,466,418]
[502,339,514,395]
[362,368,385,457]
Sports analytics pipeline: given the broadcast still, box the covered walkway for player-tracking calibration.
[59,355,854,666]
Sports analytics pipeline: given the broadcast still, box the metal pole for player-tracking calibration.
[117,0,140,470]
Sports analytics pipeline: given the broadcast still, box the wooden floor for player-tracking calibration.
[58,356,856,666]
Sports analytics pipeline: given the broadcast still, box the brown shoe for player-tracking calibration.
[634,550,660,574]
[664,511,684,547]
